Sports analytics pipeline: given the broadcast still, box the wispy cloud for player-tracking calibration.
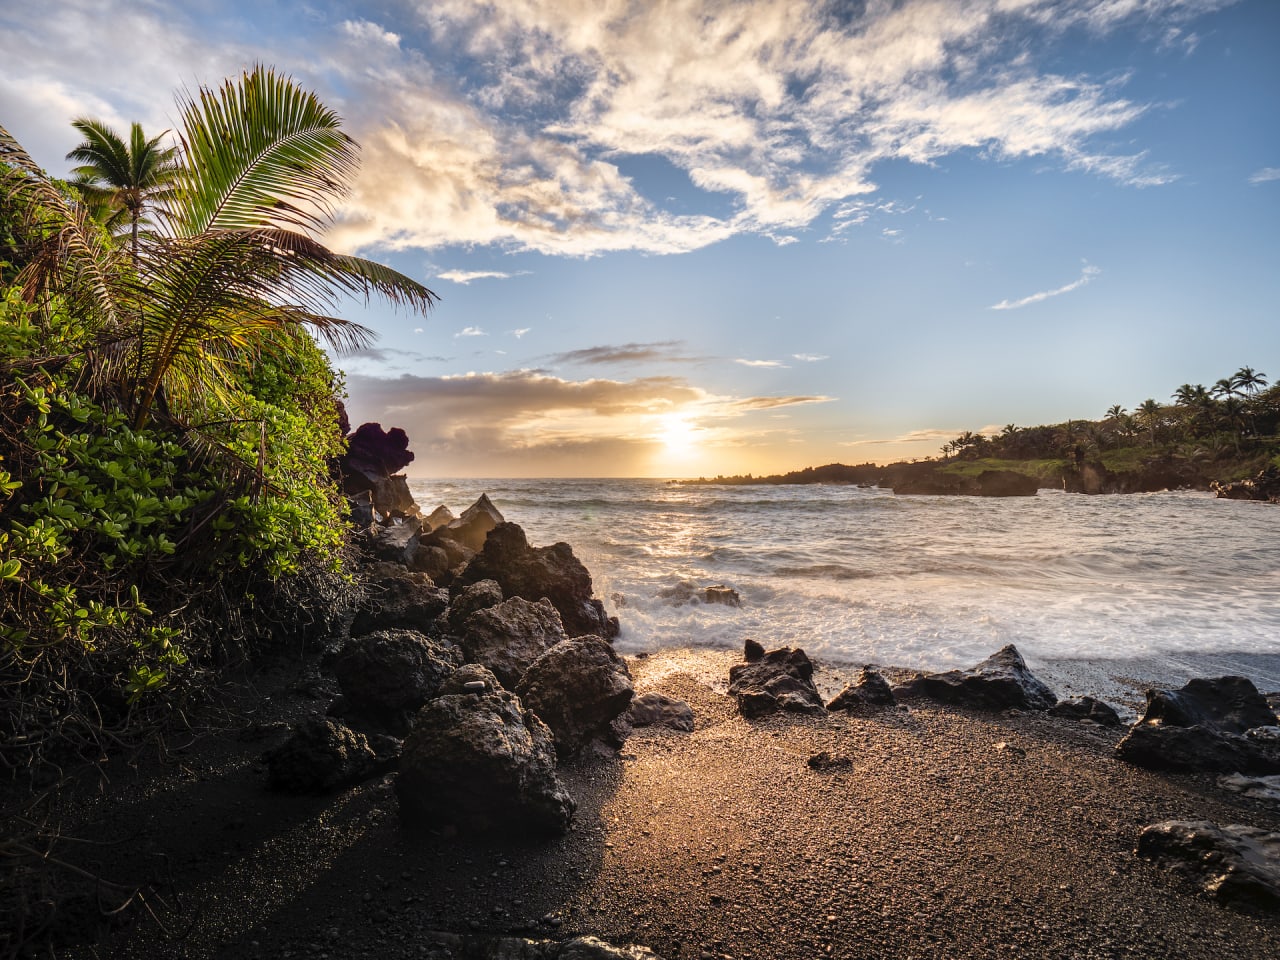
[454,326,488,337]
[991,264,1101,311]
[844,428,961,446]
[510,327,532,338]
[549,341,701,366]
[1249,167,1280,185]
[792,353,829,362]
[437,268,531,284]
[735,358,788,368]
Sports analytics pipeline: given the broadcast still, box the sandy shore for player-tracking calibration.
[33,648,1280,960]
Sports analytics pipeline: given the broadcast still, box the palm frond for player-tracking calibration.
[171,65,359,236]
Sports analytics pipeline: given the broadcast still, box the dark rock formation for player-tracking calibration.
[1211,467,1280,503]
[728,646,825,718]
[338,422,418,518]
[331,629,461,725]
[627,693,695,732]
[424,504,455,531]
[350,570,449,637]
[1116,676,1280,773]
[365,519,423,565]
[438,493,506,552]
[827,667,896,712]
[1137,820,1280,910]
[658,580,741,607]
[1048,695,1124,727]
[703,585,741,606]
[892,644,1056,711]
[1137,676,1278,733]
[454,522,619,639]
[412,530,475,583]
[264,717,383,793]
[743,638,765,663]
[516,636,635,755]
[460,596,567,689]
[890,465,1038,497]
[1117,724,1280,774]
[396,665,574,834]
[447,578,506,631]
[1059,457,1205,495]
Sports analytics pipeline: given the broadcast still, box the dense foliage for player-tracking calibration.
[0,67,435,776]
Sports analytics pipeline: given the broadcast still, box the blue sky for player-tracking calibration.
[3,0,1278,477]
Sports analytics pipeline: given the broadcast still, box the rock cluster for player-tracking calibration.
[265,487,635,840]
[728,643,825,718]
[1115,676,1280,773]
[892,644,1057,711]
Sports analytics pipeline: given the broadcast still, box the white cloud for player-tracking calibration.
[454,326,488,337]
[991,264,1102,311]
[437,269,531,284]
[735,358,788,368]
[510,327,532,338]
[1249,167,1280,185]
[792,353,829,362]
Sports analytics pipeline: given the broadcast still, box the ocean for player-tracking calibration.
[407,478,1280,702]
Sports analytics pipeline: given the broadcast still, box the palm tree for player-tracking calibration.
[1210,378,1237,400]
[66,119,179,262]
[1137,399,1162,446]
[1232,366,1268,396]
[1106,404,1126,420]
[4,66,438,431]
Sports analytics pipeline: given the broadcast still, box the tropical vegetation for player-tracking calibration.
[0,66,436,776]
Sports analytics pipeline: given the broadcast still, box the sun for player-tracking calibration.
[656,413,699,453]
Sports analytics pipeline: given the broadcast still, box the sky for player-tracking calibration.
[2,0,1278,478]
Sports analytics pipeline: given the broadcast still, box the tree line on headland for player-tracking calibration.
[0,67,435,776]
[684,367,1280,494]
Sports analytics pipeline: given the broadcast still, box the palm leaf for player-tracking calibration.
[170,65,359,236]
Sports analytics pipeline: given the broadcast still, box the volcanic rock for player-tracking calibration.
[338,422,418,518]
[349,570,449,637]
[1212,466,1280,503]
[728,646,825,718]
[265,716,383,794]
[460,596,567,689]
[454,522,619,639]
[438,493,506,552]
[447,578,506,631]
[331,629,461,726]
[396,665,574,834]
[1116,676,1280,773]
[827,667,897,712]
[627,692,695,732]
[892,644,1056,711]
[516,636,635,755]
[1049,695,1124,727]
[1137,820,1280,910]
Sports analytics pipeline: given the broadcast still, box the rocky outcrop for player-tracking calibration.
[338,422,418,519]
[412,529,476,583]
[435,493,505,552]
[365,519,423,565]
[459,596,567,689]
[827,667,896,712]
[627,693,695,732]
[396,665,575,834]
[728,644,825,718]
[892,644,1056,711]
[1048,695,1123,727]
[349,570,449,637]
[454,522,619,639]
[264,717,384,793]
[1211,467,1280,503]
[446,579,505,631]
[657,580,741,607]
[890,465,1038,497]
[1115,676,1280,773]
[516,636,635,755]
[331,629,461,725]
[1059,458,1206,495]
[1137,820,1280,910]
[424,504,455,531]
